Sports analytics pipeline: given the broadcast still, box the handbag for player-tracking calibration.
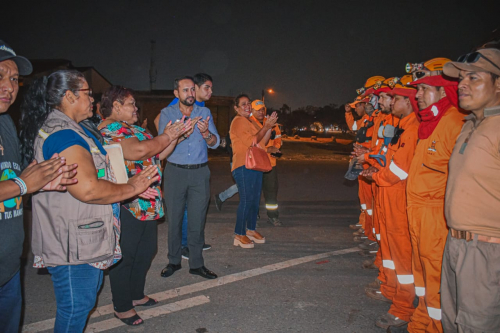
[245,137,272,172]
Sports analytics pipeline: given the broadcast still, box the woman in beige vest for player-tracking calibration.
[19,70,159,333]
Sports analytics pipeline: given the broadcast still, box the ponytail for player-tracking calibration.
[19,70,85,164]
[19,76,50,164]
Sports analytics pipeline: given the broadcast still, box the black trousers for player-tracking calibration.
[262,166,279,218]
[164,163,210,269]
[108,206,158,312]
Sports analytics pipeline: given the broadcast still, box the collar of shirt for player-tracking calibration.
[159,103,220,165]
[168,98,205,107]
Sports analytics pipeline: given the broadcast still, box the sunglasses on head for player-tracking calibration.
[457,52,500,72]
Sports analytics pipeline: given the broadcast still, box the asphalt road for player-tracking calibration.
[19,156,389,333]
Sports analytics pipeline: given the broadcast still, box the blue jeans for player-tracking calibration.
[232,166,263,235]
[219,184,239,202]
[181,204,188,248]
[0,270,22,333]
[47,264,103,333]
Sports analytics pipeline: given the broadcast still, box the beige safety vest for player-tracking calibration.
[31,110,116,267]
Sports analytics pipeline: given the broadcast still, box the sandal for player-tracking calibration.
[114,313,144,326]
[134,297,158,307]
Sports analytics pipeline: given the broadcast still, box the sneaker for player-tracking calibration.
[359,239,378,251]
[362,258,377,269]
[214,194,223,211]
[181,247,189,260]
[267,217,283,227]
[358,249,377,257]
[203,243,212,251]
[365,278,382,291]
[365,288,392,303]
[375,312,408,329]
[353,235,367,242]
[353,228,365,236]
[387,323,409,333]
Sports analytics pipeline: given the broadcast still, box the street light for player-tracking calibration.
[262,88,274,101]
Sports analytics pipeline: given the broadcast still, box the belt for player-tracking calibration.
[169,162,208,169]
[450,228,500,244]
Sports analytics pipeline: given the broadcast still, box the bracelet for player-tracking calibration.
[12,177,27,195]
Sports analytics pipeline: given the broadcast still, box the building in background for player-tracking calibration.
[9,60,234,136]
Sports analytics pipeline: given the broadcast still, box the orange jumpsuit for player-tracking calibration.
[357,112,378,242]
[364,111,393,270]
[406,106,464,332]
[372,112,419,322]
[345,111,370,230]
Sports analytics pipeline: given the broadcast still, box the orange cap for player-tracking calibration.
[349,96,365,108]
[251,100,266,110]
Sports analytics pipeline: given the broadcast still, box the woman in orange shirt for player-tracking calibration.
[229,94,277,248]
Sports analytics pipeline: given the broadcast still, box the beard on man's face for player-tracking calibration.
[180,96,195,106]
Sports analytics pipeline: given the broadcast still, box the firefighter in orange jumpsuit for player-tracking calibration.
[250,100,283,226]
[346,76,385,244]
[355,78,396,274]
[361,75,418,329]
[346,95,369,232]
[388,59,465,333]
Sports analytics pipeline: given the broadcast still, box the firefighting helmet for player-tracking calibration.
[356,76,386,95]
[405,57,452,81]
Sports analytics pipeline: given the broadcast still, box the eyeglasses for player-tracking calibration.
[75,88,93,97]
[457,52,500,72]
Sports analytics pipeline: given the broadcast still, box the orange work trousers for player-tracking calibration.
[407,203,448,332]
[358,176,375,241]
[372,183,382,270]
[378,186,415,322]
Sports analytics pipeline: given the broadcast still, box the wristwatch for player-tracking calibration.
[203,131,212,140]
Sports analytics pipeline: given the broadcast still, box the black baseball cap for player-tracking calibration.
[0,40,33,75]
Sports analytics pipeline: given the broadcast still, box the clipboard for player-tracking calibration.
[103,144,129,184]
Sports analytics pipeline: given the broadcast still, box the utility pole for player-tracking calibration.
[149,40,157,91]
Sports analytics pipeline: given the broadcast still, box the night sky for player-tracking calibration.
[3,1,499,109]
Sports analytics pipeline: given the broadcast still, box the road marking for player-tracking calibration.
[22,247,359,332]
[207,214,359,219]
[85,295,210,332]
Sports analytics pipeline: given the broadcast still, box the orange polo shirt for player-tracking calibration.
[249,116,282,167]
[229,115,267,171]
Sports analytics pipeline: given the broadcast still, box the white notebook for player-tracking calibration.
[103,144,129,184]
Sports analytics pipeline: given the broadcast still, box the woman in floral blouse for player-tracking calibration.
[99,86,191,326]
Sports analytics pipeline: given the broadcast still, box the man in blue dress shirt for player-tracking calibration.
[159,76,219,279]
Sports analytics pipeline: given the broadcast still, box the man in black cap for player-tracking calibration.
[0,40,77,332]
